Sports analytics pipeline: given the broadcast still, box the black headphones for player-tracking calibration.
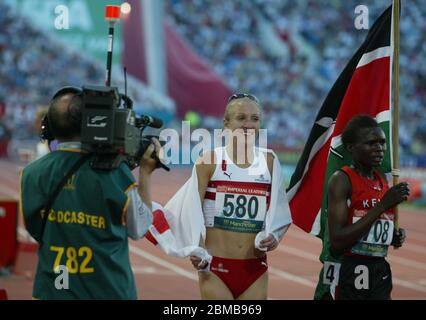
[40,86,83,142]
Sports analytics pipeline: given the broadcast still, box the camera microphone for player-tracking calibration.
[139,115,163,128]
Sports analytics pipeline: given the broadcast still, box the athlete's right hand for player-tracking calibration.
[391,228,406,248]
[379,182,410,212]
[190,255,208,270]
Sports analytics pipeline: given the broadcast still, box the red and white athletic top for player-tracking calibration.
[341,166,395,258]
[202,147,272,233]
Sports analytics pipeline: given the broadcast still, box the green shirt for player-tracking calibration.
[20,143,138,299]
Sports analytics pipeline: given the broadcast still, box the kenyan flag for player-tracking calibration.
[286,3,397,298]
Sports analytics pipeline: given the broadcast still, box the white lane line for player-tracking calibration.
[403,232,426,243]
[284,232,426,270]
[0,184,18,198]
[403,243,426,255]
[387,255,426,271]
[268,267,316,288]
[131,266,176,276]
[286,230,426,256]
[277,244,426,294]
[19,229,426,294]
[277,246,319,261]
[129,245,317,289]
[280,244,426,271]
[18,226,37,243]
[393,278,426,293]
[129,245,198,281]
[286,231,321,244]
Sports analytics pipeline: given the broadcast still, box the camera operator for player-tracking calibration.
[19,87,160,299]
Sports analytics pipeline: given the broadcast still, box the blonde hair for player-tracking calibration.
[224,97,261,121]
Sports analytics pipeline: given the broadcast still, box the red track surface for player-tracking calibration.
[1,159,425,299]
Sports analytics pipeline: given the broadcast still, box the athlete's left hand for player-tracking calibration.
[259,234,278,252]
[391,228,406,248]
[190,255,208,270]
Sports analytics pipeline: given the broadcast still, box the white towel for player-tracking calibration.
[254,149,293,249]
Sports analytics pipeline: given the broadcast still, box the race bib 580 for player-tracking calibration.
[214,185,267,233]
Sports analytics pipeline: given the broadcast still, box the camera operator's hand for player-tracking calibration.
[137,138,162,211]
[139,138,162,175]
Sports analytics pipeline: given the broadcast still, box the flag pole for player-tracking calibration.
[392,0,400,231]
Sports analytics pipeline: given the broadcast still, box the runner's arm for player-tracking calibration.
[328,171,383,254]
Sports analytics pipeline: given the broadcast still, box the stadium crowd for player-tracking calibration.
[0,1,424,165]
[0,2,174,157]
[165,0,426,164]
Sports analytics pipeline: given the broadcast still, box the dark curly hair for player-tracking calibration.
[341,115,380,148]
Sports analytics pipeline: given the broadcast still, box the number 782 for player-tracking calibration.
[50,246,94,274]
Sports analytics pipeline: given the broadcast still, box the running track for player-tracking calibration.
[1,159,425,299]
